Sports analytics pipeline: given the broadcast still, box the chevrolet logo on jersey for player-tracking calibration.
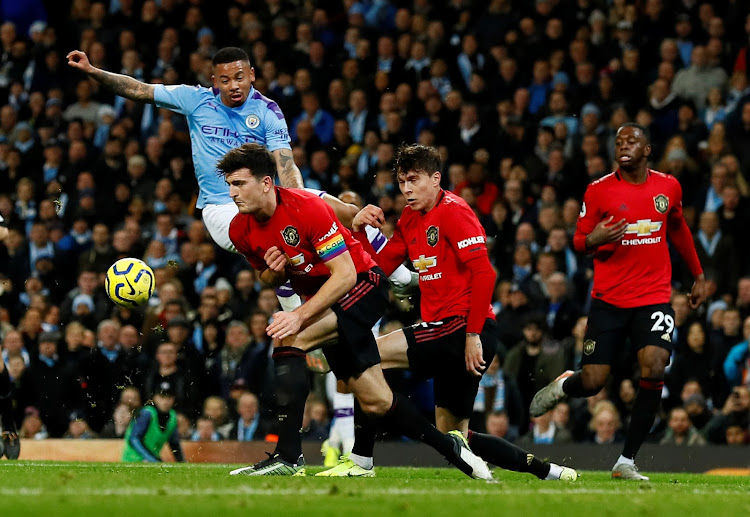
[625,219,663,236]
[287,253,305,267]
[412,255,437,272]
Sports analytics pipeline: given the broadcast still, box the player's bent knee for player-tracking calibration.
[278,334,313,352]
[639,351,670,378]
[641,364,666,379]
[581,371,608,393]
[353,385,393,416]
[357,397,391,417]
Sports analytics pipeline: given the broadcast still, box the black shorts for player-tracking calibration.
[581,298,675,366]
[402,316,498,420]
[323,268,388,380]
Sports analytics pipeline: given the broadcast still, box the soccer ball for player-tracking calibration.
[105,258,155,308]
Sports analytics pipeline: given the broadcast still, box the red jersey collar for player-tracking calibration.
[614,168,652,182]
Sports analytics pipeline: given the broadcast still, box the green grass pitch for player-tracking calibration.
[1,462,748,516]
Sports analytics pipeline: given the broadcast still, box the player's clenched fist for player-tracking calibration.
[264,246,288,272]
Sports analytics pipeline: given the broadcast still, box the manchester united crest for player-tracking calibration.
[583,339,596,356]
[426,226,439,247]
[281,226,300,246]
[653,194,669,214]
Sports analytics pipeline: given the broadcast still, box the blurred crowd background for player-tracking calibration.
[1,0,750,449]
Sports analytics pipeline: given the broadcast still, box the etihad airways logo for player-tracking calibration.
[622,219,663,246]
[200,126,256,143]
[287,253,305,267]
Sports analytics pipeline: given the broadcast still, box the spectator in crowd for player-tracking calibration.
[517,409,572,446]
[543,271,581,341]
[551,402,571,434]
[586,400,625,445]
[659,404,708,447]
[693,211,738,297]
[472,355,523,439]
[301,396,330,442]
[671,46,728,111]
[18,406,48,440]
[227,391,269,442]
[503,314,566,431]
[118,386,142,415]
[484,411,515,443]
[723,315,750,388]
[668,321,714,402]
[18,330,76,437]
[99,403,133,439]
[142,341,199,419]
[201,396,232,439]
[704,385,750,444]
[684,393,713,433]
[190,416,221,442]
[63,410,98,439]
[711,306,744,405]
[79,319,132,432]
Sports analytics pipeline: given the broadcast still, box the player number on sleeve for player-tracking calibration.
[650,311,675,334]
[579,202,586,217]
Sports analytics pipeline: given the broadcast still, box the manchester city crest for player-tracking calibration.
[426,226,439,247]
[245,114,260,129]
[583,339,596,356]
[281,226,300,246]
[653,194,669,214]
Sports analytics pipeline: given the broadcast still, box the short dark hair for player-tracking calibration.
[212,47,251,67]
[217,143,276,179]
[394,144,441,177]
[619,122,651,144]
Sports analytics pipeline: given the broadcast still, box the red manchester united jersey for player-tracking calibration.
[378,190,495,323]
[228,188,376,297]
[575,169,687,308]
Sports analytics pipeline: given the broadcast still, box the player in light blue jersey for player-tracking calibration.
[66,46,356,252]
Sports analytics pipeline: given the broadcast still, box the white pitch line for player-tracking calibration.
[0,487,747,497]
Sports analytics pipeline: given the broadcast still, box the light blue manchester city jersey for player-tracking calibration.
[153,85,291,208]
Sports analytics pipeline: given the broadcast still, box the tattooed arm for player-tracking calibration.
[67,50,155,103]
[271,148,304,188]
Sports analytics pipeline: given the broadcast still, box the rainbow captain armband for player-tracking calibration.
[316,233,347,261]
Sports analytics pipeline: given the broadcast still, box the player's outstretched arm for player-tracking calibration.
[67,50,155,103]
[321,193,359,229]
[272,148,304,189]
